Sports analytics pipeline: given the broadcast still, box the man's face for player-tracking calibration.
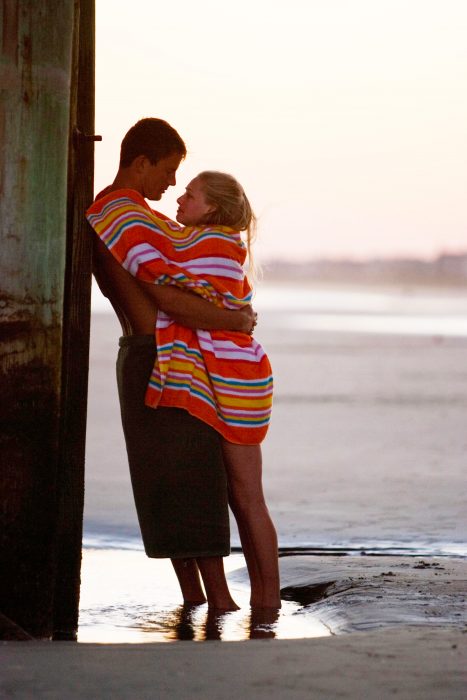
[141,152,183,200]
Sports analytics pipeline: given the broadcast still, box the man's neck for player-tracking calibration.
[110,168,143,194]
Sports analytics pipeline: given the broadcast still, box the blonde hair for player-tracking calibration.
[196,171,258,282]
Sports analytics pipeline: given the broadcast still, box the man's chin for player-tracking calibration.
[145,190,163,201]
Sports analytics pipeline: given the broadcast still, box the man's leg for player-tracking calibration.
[171,558,206,604]
[196,557,239,610]
[116,335,233,605]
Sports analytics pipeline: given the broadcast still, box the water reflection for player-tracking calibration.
[249,607,280,639]
[131,604,281,642]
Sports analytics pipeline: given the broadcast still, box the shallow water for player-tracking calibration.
[78,544,467,644]
[78,549,331,643]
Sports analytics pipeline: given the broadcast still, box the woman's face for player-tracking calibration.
[176,177,215,225]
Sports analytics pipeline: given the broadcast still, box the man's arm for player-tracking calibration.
[139,281,256,333]
[93,238,255,333]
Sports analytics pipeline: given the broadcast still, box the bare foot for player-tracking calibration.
[250,596,282,608]
[207,599,240,612]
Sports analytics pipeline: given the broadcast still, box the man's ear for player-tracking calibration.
[132,154,148,173]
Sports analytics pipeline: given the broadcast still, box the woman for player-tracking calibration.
[88,171,280,609]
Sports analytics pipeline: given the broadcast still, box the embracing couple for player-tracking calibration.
[87,118,280,611]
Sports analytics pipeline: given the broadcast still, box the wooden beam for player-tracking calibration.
[53,0,96,640]
[0,0,92,639]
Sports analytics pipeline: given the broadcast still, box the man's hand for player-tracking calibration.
[233,304,258,335]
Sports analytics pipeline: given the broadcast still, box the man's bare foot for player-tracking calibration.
[207,599,240,612]
[183,598,207,606]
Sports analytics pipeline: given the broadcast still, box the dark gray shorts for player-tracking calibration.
[116,335,230,559]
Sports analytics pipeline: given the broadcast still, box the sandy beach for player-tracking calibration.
[1,628,464,699]
[3,284,467,698]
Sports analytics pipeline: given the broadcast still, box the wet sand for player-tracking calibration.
[276,554,467,635]
[2,628,465,700]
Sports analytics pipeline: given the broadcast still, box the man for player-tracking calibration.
[91,118,255,609]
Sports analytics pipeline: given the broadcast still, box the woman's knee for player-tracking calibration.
[229,489,267,517]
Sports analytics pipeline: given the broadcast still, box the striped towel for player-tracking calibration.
[86,188,273,444]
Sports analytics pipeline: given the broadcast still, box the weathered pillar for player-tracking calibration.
[0,0,95,639]
[53,0,96,640]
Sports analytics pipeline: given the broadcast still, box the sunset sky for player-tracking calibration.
[95,0,467,262]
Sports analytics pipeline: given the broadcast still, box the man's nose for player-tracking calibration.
[168,173,176,186]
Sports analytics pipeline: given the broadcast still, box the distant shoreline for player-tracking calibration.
[261,252,467,288]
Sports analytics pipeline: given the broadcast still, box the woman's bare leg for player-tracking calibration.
[196,557,239,611]
[171,559,206,605]
[233,516,262,602]
[222,441,281,608]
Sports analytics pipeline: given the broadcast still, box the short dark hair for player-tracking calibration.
[119,118,187,168]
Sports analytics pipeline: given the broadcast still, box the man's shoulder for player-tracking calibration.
[87,188,149,218]
[93,187,147,205]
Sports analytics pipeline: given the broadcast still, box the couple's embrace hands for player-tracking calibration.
[239,304,258,335]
